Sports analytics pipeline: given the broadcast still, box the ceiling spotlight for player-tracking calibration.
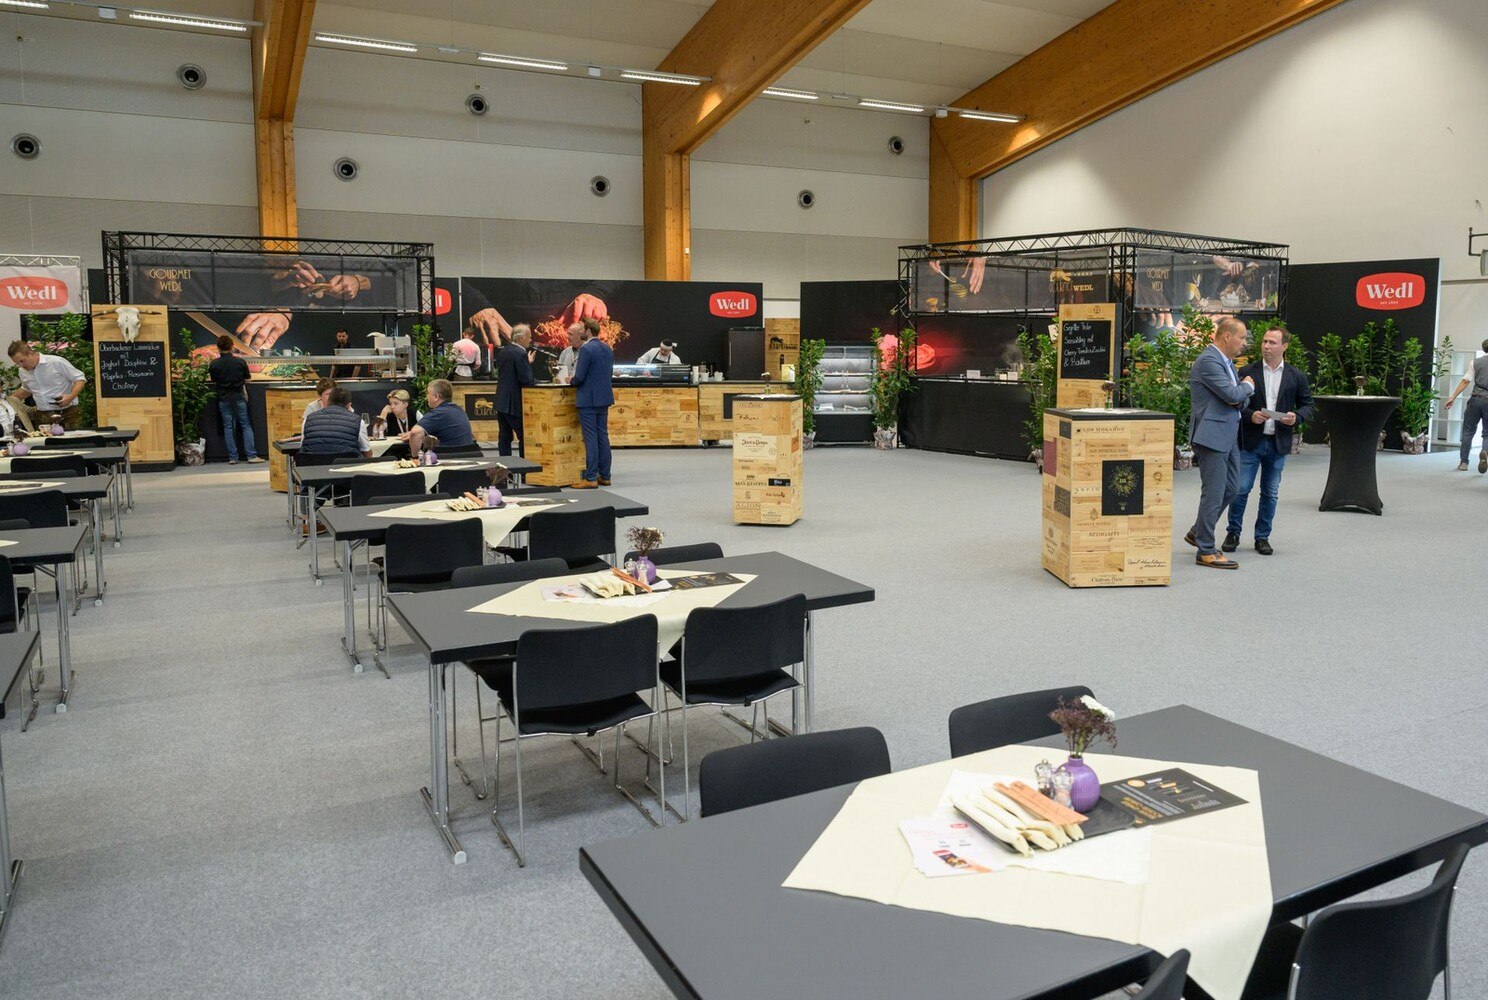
[762,87,819,101]
[479,53,569,72]
[620,69,705,86]
[315,33,418,53]
[130,10,248,31]
[858,99,925,114]
[956,109,1023,123]
[0,1,51,9]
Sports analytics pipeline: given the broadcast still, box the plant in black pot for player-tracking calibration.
[1397,336,1452,454]
[868,325,916,450]
[1016,324,1058,469]
[171,329,213,465]
[793,338,826,447]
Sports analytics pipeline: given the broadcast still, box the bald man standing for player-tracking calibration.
[1185,317,1255,569]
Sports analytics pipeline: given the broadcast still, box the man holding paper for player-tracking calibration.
[1225,324,1314,555]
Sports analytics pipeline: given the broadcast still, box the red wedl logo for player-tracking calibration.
[709,291,757,318]
[0,276,68,307]
[433,287,453,315]
[1355,273,1425,311]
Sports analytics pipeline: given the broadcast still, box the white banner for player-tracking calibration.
[0,264,85,343]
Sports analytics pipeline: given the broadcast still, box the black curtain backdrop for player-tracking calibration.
[1286,258,1440,449]
[459,277,762,368]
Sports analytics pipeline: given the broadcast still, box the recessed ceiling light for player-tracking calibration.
[0,0,51,10]
[620,69,705,86]
[130,10,248,31]
[956,109,1023,123]
[858,99,924,114]
[479,53,569,72]
[762,87,819,101]
[315,33,418,53]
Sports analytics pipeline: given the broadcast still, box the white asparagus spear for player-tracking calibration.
[952,794,1032,857]
[1064,822,1084,841]
[981,788,1070,847]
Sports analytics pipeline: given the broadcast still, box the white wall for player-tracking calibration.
[0,16,924,300]
[978,0,1488,349]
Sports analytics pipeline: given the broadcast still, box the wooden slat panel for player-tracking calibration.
[609,387,699,447]
[91,305,174,465]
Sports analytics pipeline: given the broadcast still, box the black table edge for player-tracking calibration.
[0,631,39,720]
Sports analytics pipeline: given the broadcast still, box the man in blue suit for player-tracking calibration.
[569,319,614,488]
[1185,317,1254,569]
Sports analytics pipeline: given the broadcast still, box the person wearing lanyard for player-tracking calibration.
[379,389,419,438]
[7,340,86,430]
[555,323,582,383]
[637,340,683,365]
[1225,324,1314,556]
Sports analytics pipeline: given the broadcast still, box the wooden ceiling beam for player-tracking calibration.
[643,0,873,279]
[929,0,1353,243]
[252,0,317,241]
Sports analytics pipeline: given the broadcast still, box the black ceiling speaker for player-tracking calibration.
[590,175,610,197]
[888,135,904,155]
[466,93,488,116]
[177,64,206,90]
[333,157,359,181]
[798,189,815,209]
[10,134,39,160]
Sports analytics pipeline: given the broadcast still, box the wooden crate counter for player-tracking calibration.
[90,303,173,465]
[447,381,504,444]
[522,385,583,486]
[732,395,802,526]
[265,385,319,491]
[698,382,788,443]
[609,386,699,447]
[1041,407,1174,588]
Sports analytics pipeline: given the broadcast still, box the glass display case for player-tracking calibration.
[610,363,692,385]
[815,343,873,443]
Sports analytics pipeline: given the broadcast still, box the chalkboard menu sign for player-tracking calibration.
[1059,319,1113,380]
[98,341,168,399]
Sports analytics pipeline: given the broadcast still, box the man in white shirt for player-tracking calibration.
[637,340,682,366]
[555,323,583,383]
[449,327,482,380]
[8,340,86,430]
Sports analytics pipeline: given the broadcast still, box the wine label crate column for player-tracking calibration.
[523,386,584,486]
[732,395,802,526]
[1041,407,1174,587]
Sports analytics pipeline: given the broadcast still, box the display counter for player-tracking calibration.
[610,386,699,446]
[900,376,1032,461]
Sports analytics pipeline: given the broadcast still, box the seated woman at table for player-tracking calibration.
[0,395,22,442]
[301,377,337,432]
[379,389,420,438]
[301,387,372,459]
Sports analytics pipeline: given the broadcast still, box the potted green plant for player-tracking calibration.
[1397,336,1452,454]
[171,329,214,465]
[868,326,917,450]
[409,323,455,404]
[793,338,826,447]
[1015,324,1057,468]
[24,312,96,427]
[1122,304,1211,468]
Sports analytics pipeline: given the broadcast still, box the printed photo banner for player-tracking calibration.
[0,263,85,340]
[125,249,421,314]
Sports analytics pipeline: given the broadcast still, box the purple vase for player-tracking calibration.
[1064,755,1101,814]
[635,555,657,584]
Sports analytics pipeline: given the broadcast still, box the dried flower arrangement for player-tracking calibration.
[1049,695,1117,758]
[625,525,664,556]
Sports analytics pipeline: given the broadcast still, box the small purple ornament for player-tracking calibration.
[486,488,502,507]
[9,442,28,457]
[48,423,64,437]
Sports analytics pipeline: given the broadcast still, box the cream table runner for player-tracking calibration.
[330,458,497,492]
[467,569,757,652]
[0,452,85,474]
[782,744,1271,1000]
[367,496,570,548]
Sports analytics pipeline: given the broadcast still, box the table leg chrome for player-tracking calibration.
[804,610,815,733]
[421,659,466,864]
[109,471,123,546]
[91,500,105,607]
[123,447,134,511]
[54,561,73,713]
[340,539,362,672]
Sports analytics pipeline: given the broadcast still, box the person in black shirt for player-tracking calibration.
[495,324,537,456]
[328,329,362,379]
[378,389,419,438]
[207,335,262,464]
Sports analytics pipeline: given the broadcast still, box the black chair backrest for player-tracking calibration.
[436,467,490,498]
[45,435,104,449]
[529,505,615,568]
[624,542,724,566]
[682,593,806,685]
[0,555,18,634]
[294,451,358,468]
[383,519,484,587]
[1290,844,1466,999]
[948,685,1095,758]
[451,558,570,589]
[1133,950,1189,1000]
[0,519,28,531]
[12,455,87,478]
[699,727,891,818]
[513,615,657,713]
[0,490,68,530]
[437,443,484,456]
[350,471,425,507]
[370,493,449,506]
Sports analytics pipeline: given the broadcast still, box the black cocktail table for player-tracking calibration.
[1314,396,1399,514]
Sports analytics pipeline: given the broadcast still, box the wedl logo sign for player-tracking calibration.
[1356,273,1426,311]
[433,287,453,315]
[0,276,68,309]
[709,291,757,318]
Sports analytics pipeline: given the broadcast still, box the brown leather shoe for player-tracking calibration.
[1195,552,1239,569]
[572,479,598,489]
[1183,530,1198,548]
[598,477,611,486]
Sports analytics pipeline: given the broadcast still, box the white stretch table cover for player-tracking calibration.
[782,745,1271,1000]
[0,452,85,474]
[468,568,757,653]
[367,496,569,548]
[329,458,495,492]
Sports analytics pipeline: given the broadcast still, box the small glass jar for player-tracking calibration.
[1035,760,1055,797]
[1051,767,1074,810]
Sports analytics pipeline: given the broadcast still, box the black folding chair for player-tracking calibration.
[622,542,723,566]
[0,554,42,731]
[948,685,1096,758]
[373,519,484,677]
[290,451,360,558]
[1134,950,1190,1000]
[661,593,808,820]
[698,726,890,818]
[481,615,663,866]
[447,558,572,799]
[11,455,88,479]
[349,471,425,507]
[0,491,80,599]
[527,505,615,571]
[435,467,491,498]
[1240,844,1468,1000]
[43,435,104,449]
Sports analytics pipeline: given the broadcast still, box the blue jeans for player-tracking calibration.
[579,405,611,482]
[218,395,257,461]
[1459,396,1488,464]
[1227,436,1287,540]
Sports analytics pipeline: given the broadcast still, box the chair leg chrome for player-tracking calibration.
[679,688,692,822]
[610,722,660,828]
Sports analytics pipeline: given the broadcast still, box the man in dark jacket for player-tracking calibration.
[1224,324,1315,555]
[494,324,537,457]
[569,319,614,487]
[207,335,262,464]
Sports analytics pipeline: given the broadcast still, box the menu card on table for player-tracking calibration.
[1100,768,1247,827]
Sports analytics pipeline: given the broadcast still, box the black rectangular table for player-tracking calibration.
[0,475,114,605]
[320,488,648,673]
[8,446,130,545]
[388,551,875,864]
[0,526,87,714]
[582,705,1488,1000]
[0,630,40,950]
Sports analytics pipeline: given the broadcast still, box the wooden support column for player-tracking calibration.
[252,0,316,240]
[930,0,1353,243]
[641,0,873,279]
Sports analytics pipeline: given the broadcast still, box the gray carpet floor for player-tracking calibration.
[0,442,1481,999]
